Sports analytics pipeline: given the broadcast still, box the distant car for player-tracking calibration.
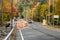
[27,19,33,24]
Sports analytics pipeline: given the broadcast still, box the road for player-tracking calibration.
[15,22,60,40]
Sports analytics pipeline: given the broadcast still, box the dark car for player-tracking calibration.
[27,19,33,24]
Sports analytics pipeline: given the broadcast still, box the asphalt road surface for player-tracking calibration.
[15,22,60,40]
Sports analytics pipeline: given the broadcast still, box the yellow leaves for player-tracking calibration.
[55,0,60,15]
[29,10,32,16]
[3,0,11,7]
[29,9,33,19]
[3,0,18,13]
[3,0,11,12]
[13,0,18,5]
[55,0,58,3]
[42,4,49,9]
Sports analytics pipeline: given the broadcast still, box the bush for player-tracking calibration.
[3,13,10,22]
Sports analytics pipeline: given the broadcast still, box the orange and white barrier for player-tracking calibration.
[22,21,28,27]
[15,20,28,30]
[15,20,22,30]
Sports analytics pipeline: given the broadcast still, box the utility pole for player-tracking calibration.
[53,0,55,27]
[10,0,13,29]
[48,0,50,24]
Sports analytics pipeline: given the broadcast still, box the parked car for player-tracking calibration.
[27,19,33,24]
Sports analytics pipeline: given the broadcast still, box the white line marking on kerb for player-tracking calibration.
[19,29,24,40]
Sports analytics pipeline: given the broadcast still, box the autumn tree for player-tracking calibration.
[40,4,48,19]
[2,0,18,22]
[3,0,11,12]
[33,4,48,22]
[55,0,60,15]
[33,4,42,21]
[55,0,60,24]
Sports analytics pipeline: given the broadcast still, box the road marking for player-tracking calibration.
[19,29,24,40]
[19,24,30,40]
[21,24,31,30]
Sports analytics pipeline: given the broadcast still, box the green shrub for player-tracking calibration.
[3,13,10,22]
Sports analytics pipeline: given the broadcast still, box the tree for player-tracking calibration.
[3,0,11,12]
[50,5,53,13]
[40,4,48,19]
[55,0,60,15]
[34,0,48,4]
[33,4,42,21]
[18,4,23,18]
[32,3,49,22]
[55,0,60,24]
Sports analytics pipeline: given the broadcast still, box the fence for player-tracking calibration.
[3,19,16,40]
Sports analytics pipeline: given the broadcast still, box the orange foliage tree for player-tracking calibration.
[3,0,17,17]
[3,0,11,12]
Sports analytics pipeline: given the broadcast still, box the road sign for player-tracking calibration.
[53,15,59,18]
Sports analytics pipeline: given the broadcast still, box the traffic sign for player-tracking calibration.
[53,15,59,18]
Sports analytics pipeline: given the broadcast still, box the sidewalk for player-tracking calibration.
[34,22,60,32]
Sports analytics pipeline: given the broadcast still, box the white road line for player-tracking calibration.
[20,25,30,30]
[19,29,24,40]
[19,24,30,40]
